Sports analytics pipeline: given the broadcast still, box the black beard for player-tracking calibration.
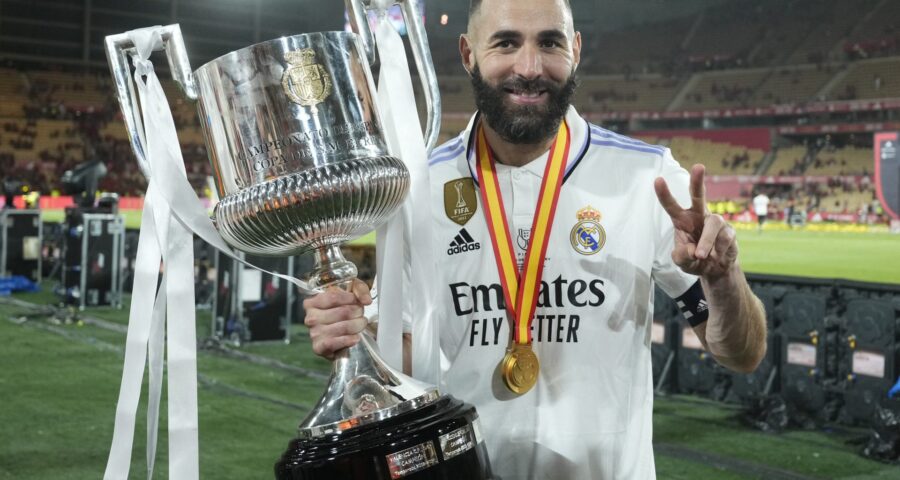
[469,66,577,145]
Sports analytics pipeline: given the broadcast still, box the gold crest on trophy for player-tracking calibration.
[282,49,332,106]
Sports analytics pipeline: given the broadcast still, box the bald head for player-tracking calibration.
[467,0,574,36]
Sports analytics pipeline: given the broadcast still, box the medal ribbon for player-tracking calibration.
[476,120,571,344]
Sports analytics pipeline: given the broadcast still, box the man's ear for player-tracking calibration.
[460,34,475,76]
[572,31,582,71]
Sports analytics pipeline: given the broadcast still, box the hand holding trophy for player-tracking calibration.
[104,1,494,479]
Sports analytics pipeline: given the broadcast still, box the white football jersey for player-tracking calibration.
[421,106,699,480]
[753,194,770,216]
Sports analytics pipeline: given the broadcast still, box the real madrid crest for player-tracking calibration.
[282,49,332,106]
[570,205,606,255]
[444,178,478,226]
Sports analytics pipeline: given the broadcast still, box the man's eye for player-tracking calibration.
[540,40,561,48]
[495,40,513,48]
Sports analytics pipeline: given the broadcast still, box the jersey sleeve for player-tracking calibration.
[651,149,701,300]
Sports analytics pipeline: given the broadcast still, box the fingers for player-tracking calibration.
[695,214,726,259]
[671,241,698,271]
[671,229,698,268]
[689,164,707,214]
[303,278,372,311]
[714,222,738,263]
[303,280,372,359]
[309,316,368,358]
[350,278,373,306]
[671,216,738,277]
[654,177,683,219]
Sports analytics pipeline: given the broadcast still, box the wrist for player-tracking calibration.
[701,260,741,292]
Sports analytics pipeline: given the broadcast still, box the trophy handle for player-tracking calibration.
[345,0,378,67]
[399,0,442,153]
[104,24,198,178]
[346,0,442,153]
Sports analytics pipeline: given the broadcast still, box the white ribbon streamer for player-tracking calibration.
[146,258,166,478]
[104,25,317,480]
[372,12,440,382]
[104,177,163,480]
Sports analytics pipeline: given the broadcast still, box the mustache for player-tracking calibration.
[499,76,561,95]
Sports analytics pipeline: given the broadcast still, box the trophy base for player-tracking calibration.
[275,395,494,480]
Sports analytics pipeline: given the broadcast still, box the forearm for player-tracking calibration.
[698,262,768,373]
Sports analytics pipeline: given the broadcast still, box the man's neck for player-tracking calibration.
[482,121,557,168]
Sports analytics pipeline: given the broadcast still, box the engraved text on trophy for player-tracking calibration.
[282,49,332,106]
[236,121,380,178]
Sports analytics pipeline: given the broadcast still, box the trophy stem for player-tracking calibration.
[307,244,358,291]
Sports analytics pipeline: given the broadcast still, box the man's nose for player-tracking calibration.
[512,44,543,79]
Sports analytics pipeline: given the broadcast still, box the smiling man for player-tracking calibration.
[302,0,768,478]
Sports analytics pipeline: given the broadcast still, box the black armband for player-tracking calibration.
[675,280,709,327]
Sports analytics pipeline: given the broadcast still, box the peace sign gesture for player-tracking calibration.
[654,164,738,280]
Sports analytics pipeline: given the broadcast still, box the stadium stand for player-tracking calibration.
[28,70,110,111]
[588,18,695,74]
[827,57,900,100]
[767,145,808,176]
[751,65,835,105]
[843,0,900,59]
[0,68,27,117]
[807,144,874,176]
[575,74,682,112]
[667,137,764,175]
[816,184,877,215]
[681,3,764,61]
[783,0,876,65]
[676,68,768,110]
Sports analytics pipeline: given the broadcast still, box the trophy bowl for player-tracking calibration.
[105,4,493,478]
[194,31,410,258]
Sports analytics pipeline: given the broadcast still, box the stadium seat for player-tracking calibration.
[666,136,764,175]
[751,66,832,106]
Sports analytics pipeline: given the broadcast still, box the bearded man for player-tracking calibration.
[302,0,768,478]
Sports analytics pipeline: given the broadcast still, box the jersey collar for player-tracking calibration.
[464,105,591,186]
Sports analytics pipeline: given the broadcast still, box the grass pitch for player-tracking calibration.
[3,290,899,479]
[736,228,900,284]
[2,222,898,478]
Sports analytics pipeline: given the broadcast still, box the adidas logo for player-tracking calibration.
[447,228,481,256]
[697,299,709,313]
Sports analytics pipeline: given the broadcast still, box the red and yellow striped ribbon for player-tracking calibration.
[476,120,571,344]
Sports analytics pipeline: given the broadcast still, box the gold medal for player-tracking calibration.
[501,344,540,395]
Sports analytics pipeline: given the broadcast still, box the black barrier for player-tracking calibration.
[833,281,900,426]
[757,276,900,427]
[651,289,680,393]
[652,274,900,431]
[778,289,835,421]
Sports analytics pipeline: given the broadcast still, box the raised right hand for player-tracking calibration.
[302,278,373,359]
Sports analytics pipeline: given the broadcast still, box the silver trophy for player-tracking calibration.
[106,1,493,478]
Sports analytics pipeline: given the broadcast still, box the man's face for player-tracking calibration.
[461,0,581,144]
